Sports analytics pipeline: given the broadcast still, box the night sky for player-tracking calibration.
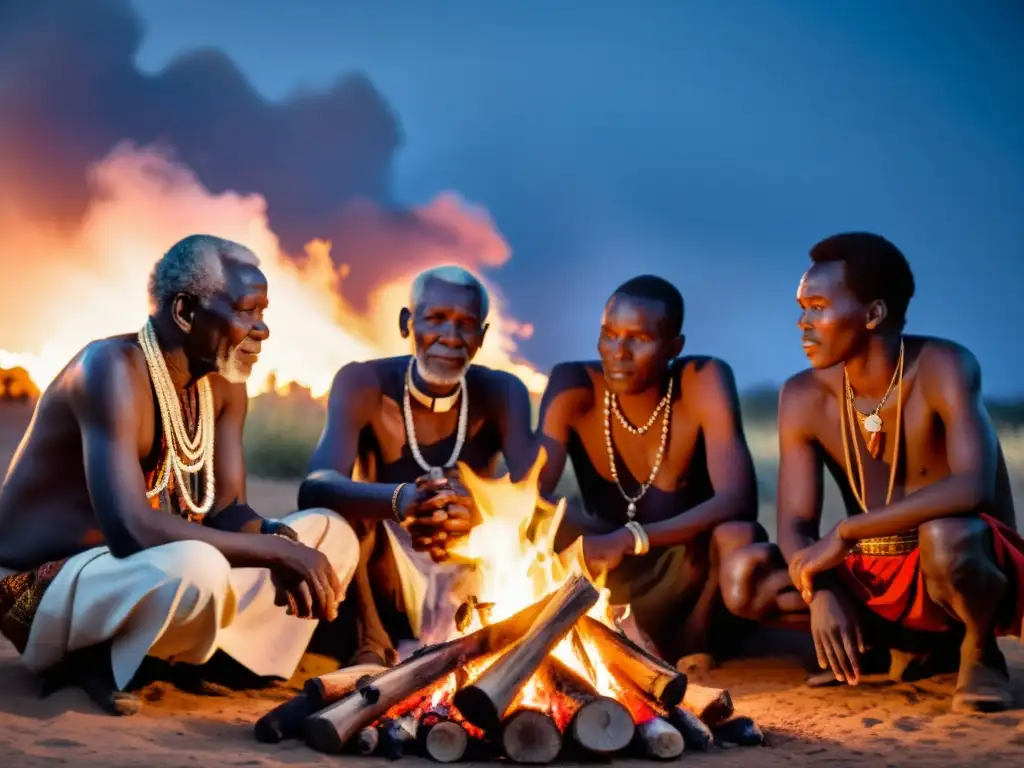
[6,1,1024,395]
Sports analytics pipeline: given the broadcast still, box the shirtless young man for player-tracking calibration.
[299,266,536,666]
[720,232,1022,713]
[0,235,358,714]
[535,275,761,666]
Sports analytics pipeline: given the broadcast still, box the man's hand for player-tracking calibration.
[808,588,864,685]
[582,529,633,577]
[400,470,478,562]
[264,536,343,621]
[789,527,849,603]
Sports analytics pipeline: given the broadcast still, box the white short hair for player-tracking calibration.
[409,265,490,320]
[148,234,259,312]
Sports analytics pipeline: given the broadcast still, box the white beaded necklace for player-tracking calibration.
[604,374,673,520]
[402,357,468,473]
[138,319,216,519]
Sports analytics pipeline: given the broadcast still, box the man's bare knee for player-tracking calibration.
[712,521,768,560]
[918,517,998,596]
[719,542,776,620]
[282,508,359,590]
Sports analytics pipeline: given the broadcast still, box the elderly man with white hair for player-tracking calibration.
[300,264,536,667]
[0,234,358,715]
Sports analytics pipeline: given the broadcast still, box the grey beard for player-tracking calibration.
[216,349,251,384]
[415,351,468,387]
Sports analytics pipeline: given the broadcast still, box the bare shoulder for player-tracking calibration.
[542,360,599,409]
[468,365,531,400]
[913,335,981,385]
[66,336,147,414]
[678,355,737,393]
[329,358,386,400]
[778,367,832,433]
[205,374,248,417]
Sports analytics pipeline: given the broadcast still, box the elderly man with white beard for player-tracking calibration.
[299,265,536,667]
[0,234,359,715]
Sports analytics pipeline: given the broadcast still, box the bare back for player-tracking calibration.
[782,335,1016,532]
[0,335,233,570]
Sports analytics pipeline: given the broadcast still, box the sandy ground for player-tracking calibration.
[2,403,1024,767]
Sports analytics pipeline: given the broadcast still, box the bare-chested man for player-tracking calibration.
[536,275,761,667]
[299,266,535,666]
[720,232,1022,713]
[0,235,358,714]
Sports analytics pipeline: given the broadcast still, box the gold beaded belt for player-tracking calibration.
[850,532,919,557]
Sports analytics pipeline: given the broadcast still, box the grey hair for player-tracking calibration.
[147,234,259,312]
[409,265,490,320]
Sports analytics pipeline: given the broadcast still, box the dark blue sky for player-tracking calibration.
[130,0,1023,396]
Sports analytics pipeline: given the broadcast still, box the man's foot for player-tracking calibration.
[951,641,1013,714]
[39,645,141,716]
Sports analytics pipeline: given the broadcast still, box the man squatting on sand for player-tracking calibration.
[0,235,359,715]
[720,232,1024,713]
[535,275,763,667]
[298,266,537,666]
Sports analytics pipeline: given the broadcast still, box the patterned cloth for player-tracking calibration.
[0,558,68,652]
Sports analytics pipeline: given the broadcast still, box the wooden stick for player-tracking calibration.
[304,663,388,709]
[418,712,470,763]
[576,615,689,707]
[304,594,555,754]
[501,708,562,764]
[668,705,714,751]
[544,656,634,755]
[712,715,765,747]
[378,714,419,759]
[253,691,317,743]
[351,725,379,756]
[453,575,599,732]
[681,682,734,726]
[635,717,685,760]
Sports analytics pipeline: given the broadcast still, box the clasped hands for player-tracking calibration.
[399,468,482,562]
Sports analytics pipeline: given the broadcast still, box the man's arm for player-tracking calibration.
[775,375,826,564]
[72,348,279,566]
[494,371,540,483]
[839,344,998,541]
[535,363,590,500]
[641,359,759,548]
[202,379,264,533]
[298,363,407,521]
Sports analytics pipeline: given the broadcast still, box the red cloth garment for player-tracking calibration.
[836,514,1024,636]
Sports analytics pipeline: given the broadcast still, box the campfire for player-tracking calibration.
[254,454,764,762]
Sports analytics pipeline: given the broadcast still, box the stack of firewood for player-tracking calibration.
[254,575,764,763]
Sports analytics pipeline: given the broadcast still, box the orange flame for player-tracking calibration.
[448,449,622,699]
[0,143,547,398]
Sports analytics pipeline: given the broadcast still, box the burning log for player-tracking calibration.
[453,574,600,732]
[253,663,388,743]
[501,708,562,764]
[543,656,634,756]
[576,615,688,707]
[617,682,685,759]
[304,595,556,754]
[418,710,470,763]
